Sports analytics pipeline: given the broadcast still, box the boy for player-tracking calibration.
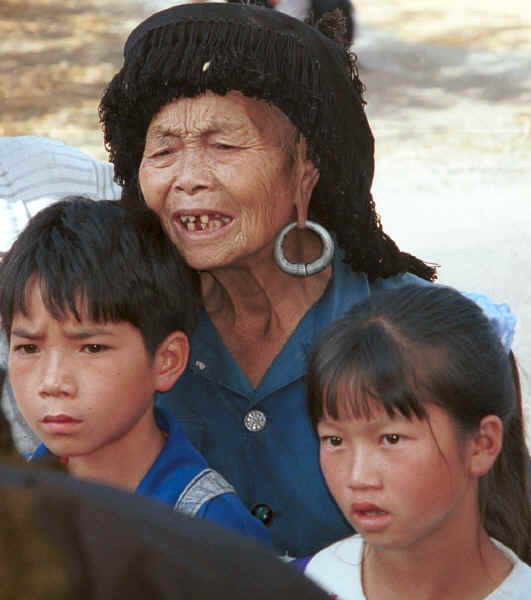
[0,196,271,546]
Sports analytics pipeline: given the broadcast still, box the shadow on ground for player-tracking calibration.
[0,0,146,140]
[357,25,531,121]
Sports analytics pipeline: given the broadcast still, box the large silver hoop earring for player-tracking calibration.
[274,220,334,277]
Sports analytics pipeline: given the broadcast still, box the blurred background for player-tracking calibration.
[1,0,530,444]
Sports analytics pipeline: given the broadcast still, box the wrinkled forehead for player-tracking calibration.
[145,91,298,148]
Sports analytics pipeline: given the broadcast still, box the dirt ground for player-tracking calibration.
[1,0,531,438]
[357,0,531,51]
[0,0,147,159]
[2,0,529,159]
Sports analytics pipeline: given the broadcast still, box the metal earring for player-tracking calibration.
[274,220,335,277]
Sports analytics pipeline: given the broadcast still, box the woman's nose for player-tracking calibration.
[172,148,212,195]
[38,354,75,398]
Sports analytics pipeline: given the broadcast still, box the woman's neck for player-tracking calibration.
[362,526,513,600]
[200,228,332,388]
[202,225,330,321]
[203,260,330,326]
[202,262,331,388]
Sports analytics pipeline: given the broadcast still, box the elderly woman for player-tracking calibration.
[99,3,436,557]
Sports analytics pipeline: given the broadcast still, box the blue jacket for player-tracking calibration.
[157,251,427,557]
[29,407,272,548]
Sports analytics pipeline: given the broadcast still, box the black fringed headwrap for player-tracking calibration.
[99,3,436,281]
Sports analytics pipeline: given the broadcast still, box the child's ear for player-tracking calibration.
[153,331,189,392]
[467,415,503,477]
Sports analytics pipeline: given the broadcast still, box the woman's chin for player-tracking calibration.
[179,247,235,273]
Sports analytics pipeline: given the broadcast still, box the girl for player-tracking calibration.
[300,284,530,599]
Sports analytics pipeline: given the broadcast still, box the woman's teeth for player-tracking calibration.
[179,214,231,231]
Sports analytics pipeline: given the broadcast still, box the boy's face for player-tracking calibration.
[317,398,477,553]
[8,282,162,460]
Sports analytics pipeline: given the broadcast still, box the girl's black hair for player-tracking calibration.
[0,197,200,357]
[99,3,436,283]
[306,284,531,563]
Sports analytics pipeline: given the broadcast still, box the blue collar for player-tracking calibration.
[135,407,208,503]
[186,251,371,399]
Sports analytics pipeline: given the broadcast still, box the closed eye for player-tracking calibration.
[214,143,236,150]
[153,148,173,157]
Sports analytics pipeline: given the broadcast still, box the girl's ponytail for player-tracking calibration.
[480,352,531,564]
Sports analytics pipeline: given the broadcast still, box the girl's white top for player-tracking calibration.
[304,535,531,600]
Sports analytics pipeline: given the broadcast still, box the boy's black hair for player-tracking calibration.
[0,197,200,357]
[306,284,530,563]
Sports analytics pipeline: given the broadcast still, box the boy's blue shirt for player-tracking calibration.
[28,407,271,548]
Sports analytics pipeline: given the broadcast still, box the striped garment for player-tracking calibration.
[0,136,122,451]
[0,136,121,253]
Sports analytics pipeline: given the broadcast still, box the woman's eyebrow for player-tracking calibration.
[146,126,177,143]
[149,118,246,140]
[205,117,246,132]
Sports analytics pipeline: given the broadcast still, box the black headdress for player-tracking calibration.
[100,3,435,281]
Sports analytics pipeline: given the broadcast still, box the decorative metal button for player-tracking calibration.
[251,503,274,526]
[243,409,267,432]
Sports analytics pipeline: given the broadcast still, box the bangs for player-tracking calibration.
[308,317,429,426]
[1,200,145,332]
[15,274,125,327]
[321,366,426,423]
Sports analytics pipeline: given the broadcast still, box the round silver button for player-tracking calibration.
[243,410,267,432]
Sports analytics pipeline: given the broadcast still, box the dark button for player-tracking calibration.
[251,503,274,526]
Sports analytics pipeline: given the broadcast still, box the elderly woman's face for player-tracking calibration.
[139,91,315,272]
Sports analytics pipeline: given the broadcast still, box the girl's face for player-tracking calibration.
[318,397,479,552]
